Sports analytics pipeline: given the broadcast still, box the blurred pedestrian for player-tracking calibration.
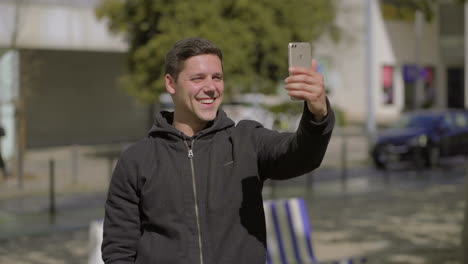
[102,37,335,263]
[0,125,7,180]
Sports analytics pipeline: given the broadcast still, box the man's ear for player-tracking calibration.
[165,74,176,95]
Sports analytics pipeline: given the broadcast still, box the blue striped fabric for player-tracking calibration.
[263,198,368,264]
[264,198,317,264]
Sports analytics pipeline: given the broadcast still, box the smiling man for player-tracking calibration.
[165,51,224,136]
[102,37,335,264]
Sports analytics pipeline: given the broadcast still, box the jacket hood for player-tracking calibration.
[148,109,235,140]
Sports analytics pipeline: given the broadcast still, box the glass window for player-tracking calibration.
[382,65,394,105]
[396,113,442,128]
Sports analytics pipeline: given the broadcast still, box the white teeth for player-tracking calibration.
[198,98,215,104]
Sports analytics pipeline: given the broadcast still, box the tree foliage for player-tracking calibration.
[382,0,466,22]
[95,0,338,103]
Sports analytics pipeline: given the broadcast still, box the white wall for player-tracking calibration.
[315,0,443,124]
[314,0,367,122]
[0,50,19,159]
[374,3,441,122]
[0,1,127,51]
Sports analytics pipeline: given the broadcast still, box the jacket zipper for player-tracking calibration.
[184,139,204,264]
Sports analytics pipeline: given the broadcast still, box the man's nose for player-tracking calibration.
[203,78,217,92]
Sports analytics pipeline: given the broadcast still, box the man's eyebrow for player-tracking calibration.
[189,72,223,77]
[189,73,205,77]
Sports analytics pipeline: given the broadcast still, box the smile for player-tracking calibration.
[197,98,216,104]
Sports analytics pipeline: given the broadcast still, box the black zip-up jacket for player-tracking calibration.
[102,103,334,264]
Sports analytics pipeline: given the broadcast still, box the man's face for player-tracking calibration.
[166,54,224,126]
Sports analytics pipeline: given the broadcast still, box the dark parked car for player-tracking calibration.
[371,109,468,169]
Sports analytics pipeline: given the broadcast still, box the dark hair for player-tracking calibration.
[165,37,223,81]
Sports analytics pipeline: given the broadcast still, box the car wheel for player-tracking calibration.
[412,148,426,169]
[373,148,388,170]
[425,145,440,168]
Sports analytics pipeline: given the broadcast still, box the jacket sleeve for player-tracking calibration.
[254,99,335,180]
[102,153,141,263]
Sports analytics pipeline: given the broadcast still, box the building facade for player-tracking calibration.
[315,0,466,125]
[0,0,467,159]
[0,0,149,158]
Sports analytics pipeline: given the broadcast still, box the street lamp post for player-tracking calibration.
[461,4,468,263]
[414,10,424,110]
[366,0,376,141]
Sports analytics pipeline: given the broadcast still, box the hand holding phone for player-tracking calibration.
[288,42,312,100]
[286,42,328,119]
[288,42,312,70]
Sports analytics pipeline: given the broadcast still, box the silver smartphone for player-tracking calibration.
[288,42,312,100]
[288,42,311,69]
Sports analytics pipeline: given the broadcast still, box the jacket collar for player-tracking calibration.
[148,109,235,141]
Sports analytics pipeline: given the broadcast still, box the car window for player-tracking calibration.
[454,112,468,128]
[396,114,440,128]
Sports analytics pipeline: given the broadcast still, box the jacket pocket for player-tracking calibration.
[136,231,183,264]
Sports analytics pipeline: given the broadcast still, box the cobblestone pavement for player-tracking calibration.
[0,229,89,264]
[309,183,464,263]
[0,130,466,264]
[0,167,466,264]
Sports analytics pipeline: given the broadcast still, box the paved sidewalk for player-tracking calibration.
[0,170,465,264]
[0,126,369,198]
[0,143,122,199]
[0,127,368,238]
[0,127,466,263]
[0,144,115,241]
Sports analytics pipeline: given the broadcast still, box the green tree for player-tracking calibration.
[382,0,466,21]
[95,0,338,103]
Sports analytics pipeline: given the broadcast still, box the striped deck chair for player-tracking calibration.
[263,198,368,264]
